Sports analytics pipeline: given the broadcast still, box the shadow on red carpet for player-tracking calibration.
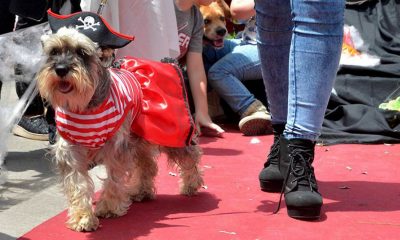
[19,128,400,240]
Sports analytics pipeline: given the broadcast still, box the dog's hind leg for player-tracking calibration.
[163,145,204,196]
[126,138,158,202]
[54,140,99,232]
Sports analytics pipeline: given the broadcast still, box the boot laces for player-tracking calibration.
[265,135,280,167]
[288,148,316,190]
[274,146,316,214]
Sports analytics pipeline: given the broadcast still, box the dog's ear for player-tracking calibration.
[40,33,50,48]
[216,0,231,20]
[99,47,115,68]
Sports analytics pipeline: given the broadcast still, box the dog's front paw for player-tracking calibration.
[95,198,131,218]
[67,213,99,232]
[180,176,204,196]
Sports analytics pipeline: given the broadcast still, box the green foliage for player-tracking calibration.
[379,97,400,111]
[226,31,237,39]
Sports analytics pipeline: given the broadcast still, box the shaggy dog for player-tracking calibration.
[36,27,204,232]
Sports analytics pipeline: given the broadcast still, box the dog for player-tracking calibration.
[36,27,204,232]
[199,0,231,48]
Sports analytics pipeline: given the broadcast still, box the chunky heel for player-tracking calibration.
[260,179,283,193]
[287,206,321,220]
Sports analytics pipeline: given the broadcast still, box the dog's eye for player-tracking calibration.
[220,16,225,21]
[204,19,211,25]
[76,48,87,57]
[50,48,61,56]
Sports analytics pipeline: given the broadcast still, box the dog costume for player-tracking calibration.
[48,10,197,148]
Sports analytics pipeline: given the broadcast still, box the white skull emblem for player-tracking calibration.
[76,16,100,31]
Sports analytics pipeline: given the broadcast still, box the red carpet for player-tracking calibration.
[20,128,400,240]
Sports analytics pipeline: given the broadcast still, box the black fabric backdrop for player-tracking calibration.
[319,0,400,145]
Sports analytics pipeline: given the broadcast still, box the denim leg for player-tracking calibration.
[286,0,344,140]
[207,43,263,115]
[256,0,344,140]
[203,39,239,73]
[255,0,292,125]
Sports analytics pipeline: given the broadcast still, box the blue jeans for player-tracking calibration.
[203,39,263,116]
[255,0,345,140]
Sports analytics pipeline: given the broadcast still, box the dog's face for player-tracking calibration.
[199,0,231,48]
[37,27,105,112]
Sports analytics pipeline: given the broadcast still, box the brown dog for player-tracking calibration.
[199,0,231,48]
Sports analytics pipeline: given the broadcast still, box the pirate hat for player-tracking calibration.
[47,9,134,49]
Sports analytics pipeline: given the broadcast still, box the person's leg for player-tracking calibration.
[12,16,49,141]
[202,38,239,73]
[0,0,15,34]
[207,43,271,135]
[15,77,45,116]
[14,15,47,114]
[0,0,15,98]
[70,0,82,13]
[281,2,345,215]
[257,0,345,219]
[208,43,262,115]
[46,105,57,144]
[13,73,49,141]
[285,0,344,141]
[255,0,292,126]
[255,0,292,192]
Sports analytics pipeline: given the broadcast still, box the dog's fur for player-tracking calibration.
[37,27,204,232]
[199,0,231,48]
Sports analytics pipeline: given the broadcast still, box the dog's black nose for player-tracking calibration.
[216,28,227,37]
[55,65,70,77]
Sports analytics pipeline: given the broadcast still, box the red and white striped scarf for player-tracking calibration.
[55,68,142,148]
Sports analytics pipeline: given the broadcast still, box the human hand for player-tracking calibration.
[195,112,225,137]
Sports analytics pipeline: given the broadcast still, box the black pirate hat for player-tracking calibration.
[47,9,134,49]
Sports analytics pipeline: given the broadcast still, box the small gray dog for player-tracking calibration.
[36,27,204,232]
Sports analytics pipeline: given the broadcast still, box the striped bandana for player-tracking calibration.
[55,68,142,148]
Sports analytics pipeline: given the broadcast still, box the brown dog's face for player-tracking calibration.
[199,0,231,48]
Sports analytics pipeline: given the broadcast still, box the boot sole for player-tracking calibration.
[239,116,272,136]
[287,207,321,220]
[259,179,283,193]
[12,125,49,141]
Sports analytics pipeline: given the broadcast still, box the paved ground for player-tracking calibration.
[0,81,105,240]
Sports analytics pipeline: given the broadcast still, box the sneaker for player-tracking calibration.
[238,100,272,136]
[13,115,49,141]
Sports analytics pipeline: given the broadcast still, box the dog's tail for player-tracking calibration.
[160,57,198,146]
[160,57,183,70]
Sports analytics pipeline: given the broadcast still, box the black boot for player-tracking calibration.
[278,137,323,219]
[258,124,285,192]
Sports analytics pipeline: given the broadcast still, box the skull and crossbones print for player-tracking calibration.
[76,16,100,31]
